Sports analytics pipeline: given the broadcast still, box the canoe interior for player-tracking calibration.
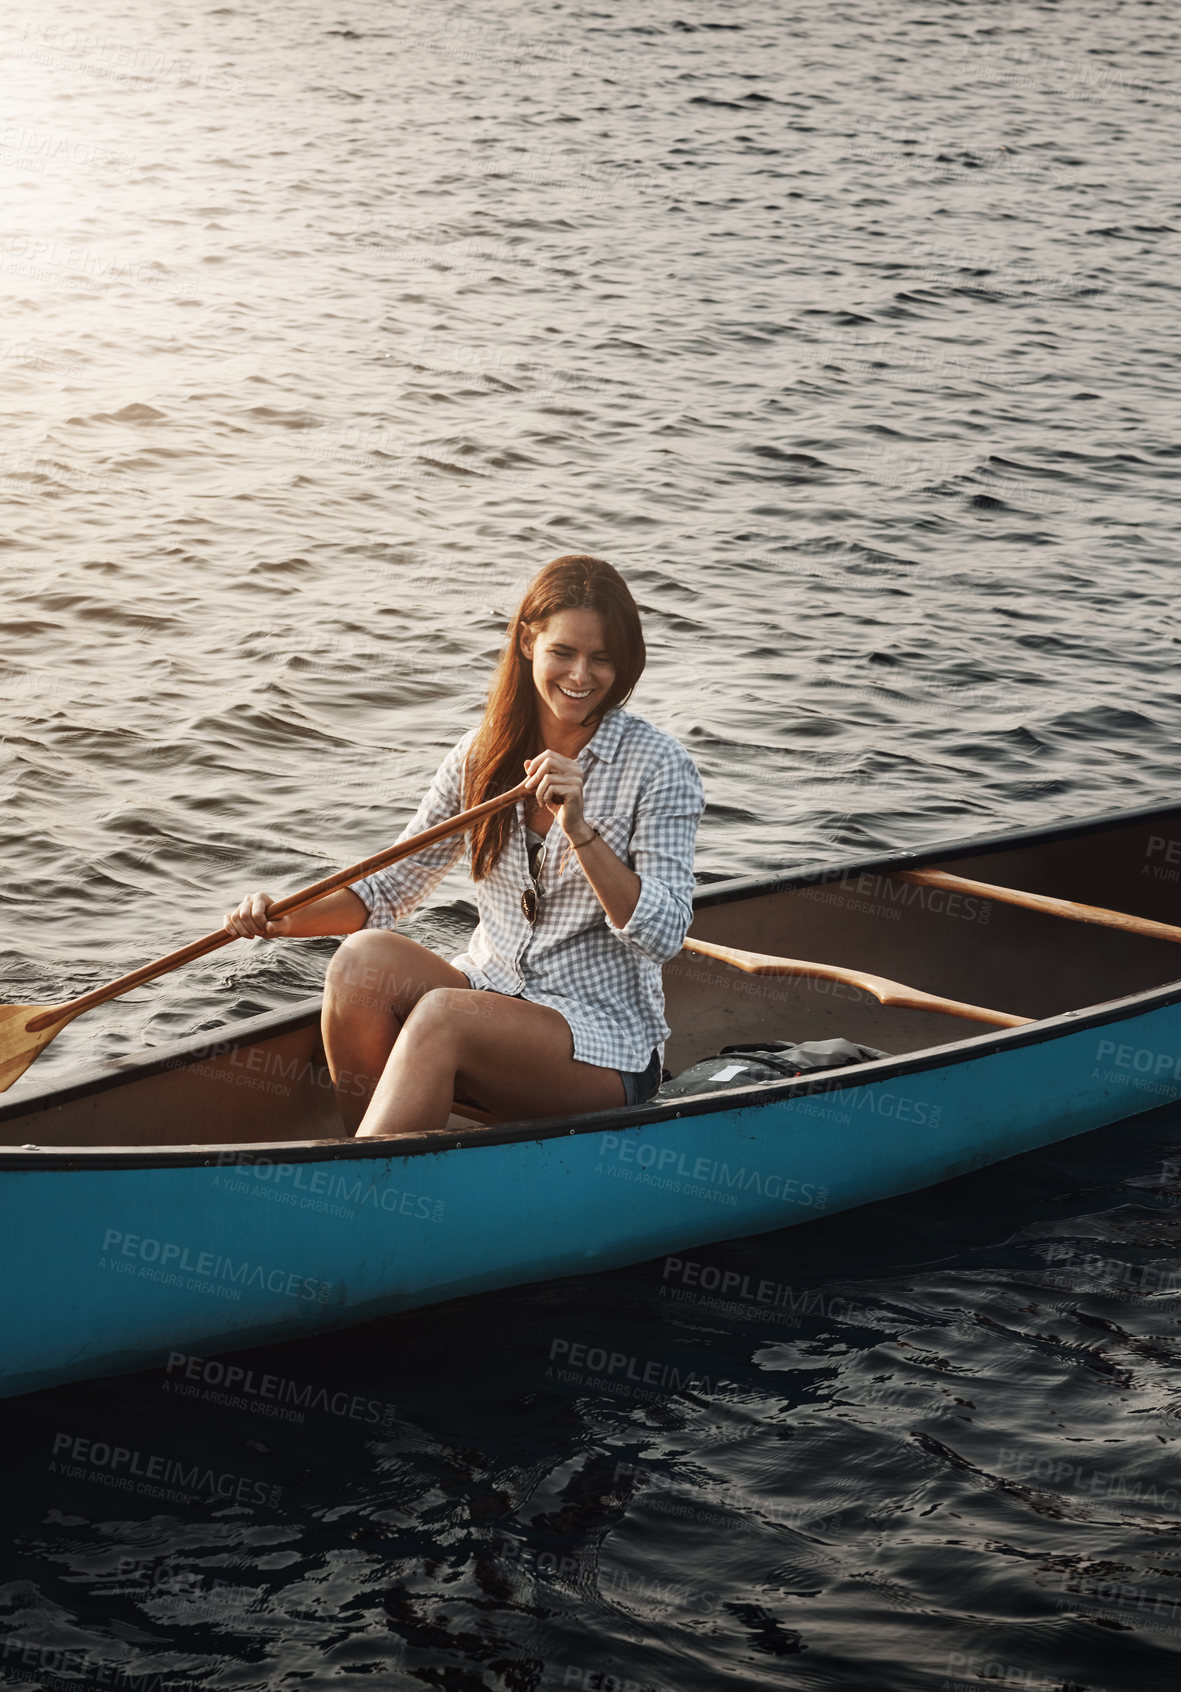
[3,806,1180,1151]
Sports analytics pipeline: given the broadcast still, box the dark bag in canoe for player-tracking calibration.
[654,1037,889,1099]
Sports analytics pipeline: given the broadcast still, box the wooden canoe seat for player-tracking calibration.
[450,1088,500,1126]
[682,937,1030,1027]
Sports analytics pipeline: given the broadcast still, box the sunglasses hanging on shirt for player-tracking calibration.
[521,837,547,925]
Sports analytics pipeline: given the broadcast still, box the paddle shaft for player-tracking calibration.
[25,779,532,1034]
[896,867,1181,945]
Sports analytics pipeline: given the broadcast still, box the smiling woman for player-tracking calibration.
[222,555,707,1139]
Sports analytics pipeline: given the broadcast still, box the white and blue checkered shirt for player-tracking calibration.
[351,706,706,1071]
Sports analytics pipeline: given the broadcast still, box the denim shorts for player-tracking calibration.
[502,990,661,1107]
[619,1046,662,1107]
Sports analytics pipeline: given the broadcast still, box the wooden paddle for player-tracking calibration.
[682,937,1031,1028]
[896,867,1181,944]
[0,778,532,1094]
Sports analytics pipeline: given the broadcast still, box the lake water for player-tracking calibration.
[2,0,1180,1686]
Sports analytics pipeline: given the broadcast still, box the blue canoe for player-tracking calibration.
[3,798,1181,1399]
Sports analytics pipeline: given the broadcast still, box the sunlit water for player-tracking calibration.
[2,0,1180,1686]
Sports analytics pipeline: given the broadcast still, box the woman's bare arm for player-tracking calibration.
[223,886,370,940]
[568,830,641,928]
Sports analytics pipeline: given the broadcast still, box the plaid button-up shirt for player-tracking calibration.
[351,706,706,1071]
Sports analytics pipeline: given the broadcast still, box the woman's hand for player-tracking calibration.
[223,891,297,941]
[523,750,588,840]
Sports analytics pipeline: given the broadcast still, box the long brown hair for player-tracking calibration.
[461,555,646,881]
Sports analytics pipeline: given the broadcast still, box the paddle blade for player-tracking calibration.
[0,1004,71,1093]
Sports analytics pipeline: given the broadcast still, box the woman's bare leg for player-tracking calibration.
[355,987,626,1139]
[321,931,470,1134]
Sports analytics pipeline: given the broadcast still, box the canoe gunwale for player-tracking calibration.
[691,794,1181,910]
[0,995,326,1129]
[4,793,1180,1172]
[4,975,1181,1171]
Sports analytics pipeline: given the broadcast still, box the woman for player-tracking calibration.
[223,554,706,1138]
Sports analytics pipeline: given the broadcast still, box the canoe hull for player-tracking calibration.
[5,992,1179,1398]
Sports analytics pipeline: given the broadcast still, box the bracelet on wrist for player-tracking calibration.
[572,826,600,850]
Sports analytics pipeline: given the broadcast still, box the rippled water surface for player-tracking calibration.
[3,0,1181,1685]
